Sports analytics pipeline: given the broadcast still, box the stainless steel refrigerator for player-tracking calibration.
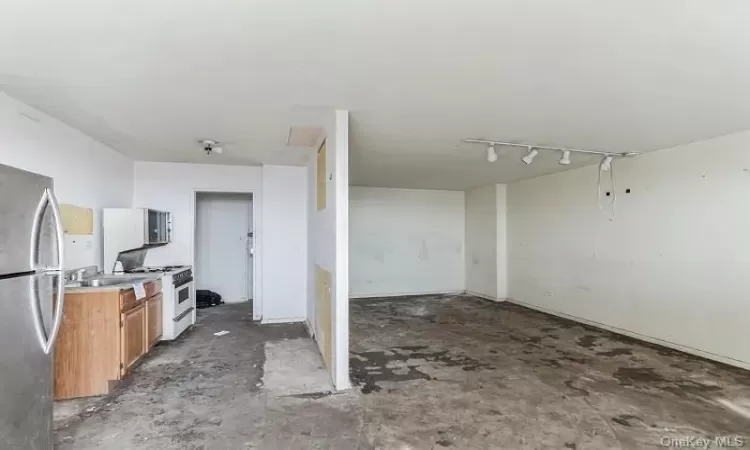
[0,163,65,449]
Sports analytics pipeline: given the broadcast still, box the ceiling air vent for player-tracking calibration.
[286,126,323,147]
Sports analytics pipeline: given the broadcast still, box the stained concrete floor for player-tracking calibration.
[350,294,750,449]
[54,295,750,449]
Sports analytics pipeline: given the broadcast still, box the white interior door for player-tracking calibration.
[195,193,253,303]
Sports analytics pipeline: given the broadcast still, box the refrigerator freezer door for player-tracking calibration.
[0,273,55,449]
[0,164,58,275]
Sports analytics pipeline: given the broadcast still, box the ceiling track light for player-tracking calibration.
[521,147,539,165]
[558,150,571,165]
[463,139,639,165]
[486,144,498,162]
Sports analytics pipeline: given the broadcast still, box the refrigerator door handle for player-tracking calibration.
[43,188,65,353]
[46,188,65,272]
[30,188,65,271]
[44,271,64,354]
[29,188,65,354]
[28,277,48,353]
[29,273,64,354]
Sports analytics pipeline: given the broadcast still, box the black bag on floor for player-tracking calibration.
[196,290,223,309]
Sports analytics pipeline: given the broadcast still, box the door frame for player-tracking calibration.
[191,189,261,321]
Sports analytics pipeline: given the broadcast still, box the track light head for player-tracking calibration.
[486,144,498,162]
[522,147,539,165]
[558,150,571,165]
[600,155,613,171]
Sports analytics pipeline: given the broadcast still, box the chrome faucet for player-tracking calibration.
[71,268,87,281]
[64,266,98,282]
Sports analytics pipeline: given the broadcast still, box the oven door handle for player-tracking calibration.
[173,307,194,322]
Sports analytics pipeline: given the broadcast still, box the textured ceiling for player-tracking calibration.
[1,0,749,190]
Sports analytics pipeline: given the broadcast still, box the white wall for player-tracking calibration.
[261,165,307,323]
[350,187,465,297]
[195,192,253,304]
[307,110,349,391]
[464,183,507,301]
[134,161,308,323]
[508,130,750,369]
[496,184,508,300]
[465,185,498,300]
[0,92,133,270]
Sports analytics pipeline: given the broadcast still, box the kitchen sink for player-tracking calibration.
[66,276,149,288]
[83,278,145,287]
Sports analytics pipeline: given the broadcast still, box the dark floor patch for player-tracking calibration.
[509,335,544,348]
[597,348,633,357]
[613,367,666,386]
[612,414,642,427]
[285,391,334,400]
[350,347,493,394]
[564,443,577,449]
[540,359,563,368]
[436,439,454,447]
[393,345,429,351]
[558,355,590,364]
[556,350,590,364]
[577,335,598,349]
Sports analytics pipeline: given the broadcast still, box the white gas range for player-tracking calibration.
[124,265,195,340]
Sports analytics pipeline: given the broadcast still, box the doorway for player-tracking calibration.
[194,192,254,308]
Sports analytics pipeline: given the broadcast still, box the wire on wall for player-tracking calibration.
[597,156,616,217]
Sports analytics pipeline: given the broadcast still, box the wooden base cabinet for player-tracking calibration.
[121,303,146,377]
[54,280,161,400]
[147,293,163,348]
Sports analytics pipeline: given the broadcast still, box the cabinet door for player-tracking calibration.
[147,293,163,347]
[120,303,146,376]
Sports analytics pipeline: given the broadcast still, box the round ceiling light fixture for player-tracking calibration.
[200,139,223,155]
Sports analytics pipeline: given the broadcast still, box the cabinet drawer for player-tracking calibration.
[144,280,161,299]
[120,289,137,312]
[120,280,162,312]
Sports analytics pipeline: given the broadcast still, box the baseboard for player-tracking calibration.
[350,290,464,299]
[507,298,750,371]
[260,317,307,325]
[466,290,507,302]
[222,298,250,304]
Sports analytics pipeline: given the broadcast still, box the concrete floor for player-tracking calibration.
[55,295,750,449]
[54,303,359,449]
[350,295,750,449]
